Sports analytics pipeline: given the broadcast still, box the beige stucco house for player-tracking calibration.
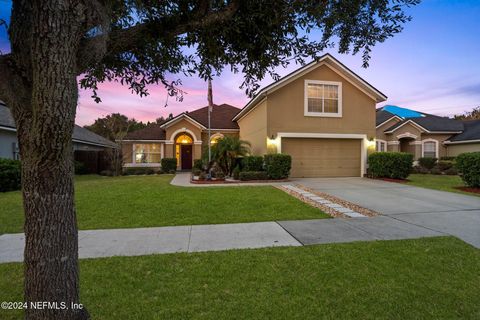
[375,105,480,159]
[122,54,387,177]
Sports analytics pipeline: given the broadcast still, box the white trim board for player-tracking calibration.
[375,115,403,128]
[444,139,480,145]
[160,114,207,130]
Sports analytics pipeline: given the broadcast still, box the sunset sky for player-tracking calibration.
[1,1,479,126]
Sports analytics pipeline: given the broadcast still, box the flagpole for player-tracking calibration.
[208,79,213,164]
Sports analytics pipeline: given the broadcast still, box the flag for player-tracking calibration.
[208,79,213,112]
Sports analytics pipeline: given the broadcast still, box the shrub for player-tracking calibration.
[368,152,413,179]
[239,171,269,181]
[437,160,454,172]
[242,156,264,171]
[215,171,225,179]
[123,167,156,175]
[455,152,480,187]
[444,167,458,175]
[192,168,202,176]
[418,157,437,170]
[232,166,240,180]
[430,166,442,175]
[161,158,177,173]
[99,170,113,176]
[440,156,456,161]
[264,154,292,179]
[74,160,89,175]
[412,165,429,174]
[0,158,21,192]
[198,172,207,180]
[193,159,204,171]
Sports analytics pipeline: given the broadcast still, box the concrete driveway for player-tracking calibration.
[285,177,480,248]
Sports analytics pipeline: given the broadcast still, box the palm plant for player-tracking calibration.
[209,136,251,176]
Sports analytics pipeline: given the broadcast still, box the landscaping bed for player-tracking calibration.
[1,237,479,320]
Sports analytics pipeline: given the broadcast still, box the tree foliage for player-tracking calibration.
[208,136,251,176]
[454,106,480,120]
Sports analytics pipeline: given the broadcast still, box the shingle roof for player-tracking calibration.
[124,124,166,140]
[376,109,396,126]
[187,104,240,129]
[448,120,480,142]
[0,103,117,148]
[377,106,464,133]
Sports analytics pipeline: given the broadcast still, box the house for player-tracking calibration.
[0,102,118,173]
[123,54,387,177]
[375,105,480,159]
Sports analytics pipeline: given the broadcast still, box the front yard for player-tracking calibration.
[1,237,478,319]
[406,174,480,197]
[0,174,327,235]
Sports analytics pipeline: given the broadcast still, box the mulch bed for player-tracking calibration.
[190,178,289,184]
[455,186,480,194]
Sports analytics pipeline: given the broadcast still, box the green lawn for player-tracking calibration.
[0,174,327,234]
[407,174,480,197]
[1,237,478,319]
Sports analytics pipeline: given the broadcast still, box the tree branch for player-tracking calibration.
[76,0,241,74]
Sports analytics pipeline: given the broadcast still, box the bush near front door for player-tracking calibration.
[455,152,480,187]
[368,152,413,180]
[161,158,177,173]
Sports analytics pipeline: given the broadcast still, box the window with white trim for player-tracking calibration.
[134,144,161,163]
[423,141,437,158]
[376,141,386,152]
[305,80,342,117]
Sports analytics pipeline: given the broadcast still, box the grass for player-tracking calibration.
[406,174,480,197]
[0,174,327,234]
[0,237,479,319]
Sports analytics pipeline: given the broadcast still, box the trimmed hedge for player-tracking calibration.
[264,154,291,179]
[418,157,437,170]
[74,160,89,175]
[161,158,177,173]
[0,158,21,192]
[368,152,413,179]
[242,156,264,171]
[239,171,269,181]
[456,152,480,187]
[123,167,156,175]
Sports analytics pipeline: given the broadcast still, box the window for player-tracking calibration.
[376,140,386,152]
[305,80,342,117]
[210,134,224,144]
[175,134,192,144]
[134,144,161,163]
[423,141,437,158]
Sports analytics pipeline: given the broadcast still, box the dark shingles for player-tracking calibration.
[0,104,117,148]
[449,120,480,142]
[124,124,166,140]
[187,103,240,129]
[411,115,464,132]
[376,109,396,126]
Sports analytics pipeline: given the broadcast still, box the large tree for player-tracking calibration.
[84,113,146,141]
[0,0,418,319]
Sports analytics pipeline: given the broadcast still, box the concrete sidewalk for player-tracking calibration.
[0,222,301,263]
[1,215,451,264]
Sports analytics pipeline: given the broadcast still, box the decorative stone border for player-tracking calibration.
[278,184,378,218]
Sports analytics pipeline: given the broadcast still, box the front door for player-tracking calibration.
[181,145,193,170]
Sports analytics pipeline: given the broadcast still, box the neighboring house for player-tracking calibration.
[0,102,118,172]
[122,104,240,170]
[124,54,387,177]
[375,105,480,159]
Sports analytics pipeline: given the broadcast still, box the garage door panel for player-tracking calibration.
[282,138,361,177]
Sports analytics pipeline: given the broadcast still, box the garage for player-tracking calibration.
[282,138,362,177]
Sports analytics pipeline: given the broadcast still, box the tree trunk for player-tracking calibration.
[9,1,89,319]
